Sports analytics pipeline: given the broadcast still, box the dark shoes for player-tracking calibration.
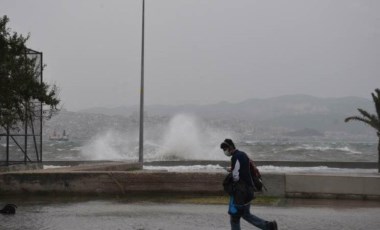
[268,220,278,230]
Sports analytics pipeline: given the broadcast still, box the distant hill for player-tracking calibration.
[80,95,372,118]
[79,95,373,125]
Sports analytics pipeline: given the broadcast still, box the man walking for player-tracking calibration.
[221,138,278,230]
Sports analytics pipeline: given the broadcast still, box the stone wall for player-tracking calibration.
[0,170,379,199]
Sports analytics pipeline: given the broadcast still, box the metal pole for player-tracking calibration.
[30,113,40,161]
[138,0,145,164]
[25,104,28,164]
[6,126,9,166]
[24,52,28,164]
[40,52,43,162]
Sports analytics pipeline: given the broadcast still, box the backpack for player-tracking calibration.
[223,173,255,205]
[248,159,266,192]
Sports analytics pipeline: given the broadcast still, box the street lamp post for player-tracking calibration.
[138,0,145,164]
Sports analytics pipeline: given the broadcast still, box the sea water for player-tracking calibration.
[35,139,376,163]
[1,114,377,166]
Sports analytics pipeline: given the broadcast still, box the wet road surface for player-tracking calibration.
[1,199,380,230]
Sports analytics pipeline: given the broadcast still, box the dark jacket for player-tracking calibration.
[231,150,254,187]
[227,150,255,205]
[223,173,254,205]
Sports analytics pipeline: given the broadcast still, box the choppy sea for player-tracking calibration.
[2,139,376,162]
[1,138,377,173]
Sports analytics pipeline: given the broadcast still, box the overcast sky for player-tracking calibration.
[1,0,379,111]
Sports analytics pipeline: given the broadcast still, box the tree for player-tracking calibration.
[0,15,59,130]
[345,89,380,173]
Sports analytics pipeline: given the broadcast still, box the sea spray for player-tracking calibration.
[157,114,203,159]
[80,114,236,161]
[157,114,234,160]
[81,130,138,160]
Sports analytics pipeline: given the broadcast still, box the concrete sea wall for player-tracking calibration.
[0,171,224,195]
[0,163,379,199]
[285,173,380,199]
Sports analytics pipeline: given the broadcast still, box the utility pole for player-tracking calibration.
[138,0,145,164]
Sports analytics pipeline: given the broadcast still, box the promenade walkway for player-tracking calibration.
[1,199,380,230]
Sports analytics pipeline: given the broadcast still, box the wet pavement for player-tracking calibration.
[1,199,380,230]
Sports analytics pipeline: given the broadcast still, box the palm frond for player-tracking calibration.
[375,88,380,98]
[361,109,380,126]
[345,116,379,131]
[372,88,380,120]
[345,116,369,123]
[357,108,374,120]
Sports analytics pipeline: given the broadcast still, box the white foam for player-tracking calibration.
[79,114,232,161]
[70,147,82,151]
[43,165,71,169]
[156,114,231,160]
[285,144,362,154]
[143,165,377,174]
[80,130,138,160]
[258,165,376,173]
[144,164,225,172]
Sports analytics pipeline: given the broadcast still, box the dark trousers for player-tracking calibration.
[230,204,269,230]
